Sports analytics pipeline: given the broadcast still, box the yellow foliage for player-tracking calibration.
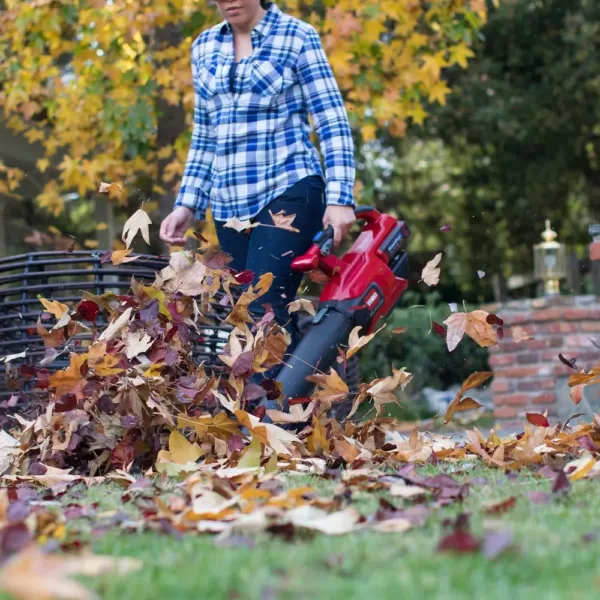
[0,0,487,215]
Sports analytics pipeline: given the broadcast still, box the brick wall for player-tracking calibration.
[485,295,600,432]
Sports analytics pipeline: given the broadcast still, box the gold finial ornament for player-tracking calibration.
[541,220,558,243]
[534,219,566,296]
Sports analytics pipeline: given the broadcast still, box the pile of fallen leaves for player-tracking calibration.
[0,204,421,479]
[2,204,600,597]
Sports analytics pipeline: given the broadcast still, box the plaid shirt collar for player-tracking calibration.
[219,2,281,39]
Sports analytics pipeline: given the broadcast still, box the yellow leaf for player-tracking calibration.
[39,297,69,318]
[36,158,50,173]
[237,435,262,468]
[92,354,124,376]
[168,430,202,465]
[111,249,138,265]
[144,364,164,378]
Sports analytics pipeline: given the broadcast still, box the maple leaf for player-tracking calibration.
[443,310,497,352]
[98,181,123,195]
[367,366,413,414]
[111,248,139,265]
[122,207,152,249]
[91,354,124,377]
[38,297,69,318]
[124,330,153,359]
[98,307,133,342]
[287,298,316,317]
[164,430,202,465]
[157,252,207,297]
[0,544,141,600]
[512,325,533,343]
[443,371,492,423]
[269,209,300,233]
[48,352,86,397]
[306,368,349,407]
[421,253,442,286]
[223,217,259,232]
[346,324,384,359]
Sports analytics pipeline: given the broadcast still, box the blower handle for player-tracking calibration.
[291,205,381,273]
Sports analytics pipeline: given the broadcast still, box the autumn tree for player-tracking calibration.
[0,0,488,252]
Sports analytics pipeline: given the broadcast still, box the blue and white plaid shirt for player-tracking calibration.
[175,2,356,222]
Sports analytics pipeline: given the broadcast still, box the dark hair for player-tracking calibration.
[260,0,269,7]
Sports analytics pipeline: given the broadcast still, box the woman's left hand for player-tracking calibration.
[323,205,356,249]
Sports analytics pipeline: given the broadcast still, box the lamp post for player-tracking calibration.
[534,220,566,296]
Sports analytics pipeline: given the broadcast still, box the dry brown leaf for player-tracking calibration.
[443,371,493,423]
[286,505,363,535]
[158,252,207,297]
[367,366,413,414]
[98,181,123,196]
[223,217,259,232]
[122,207,152,249]
[39,298,69,319]
[443,312,467,352]
[465,310,497,348]
[0,544,142,600]
[111,249,139,265]
[98,307,133,342]
[125,330,153,359]
[421,253,442,286]
[306,368,349,406]
[287,298,316,317]
[444,310,497,352]
[48,353,86,397]
[346,325,384,359]
[511,326,533,343]
[269,209,300,232]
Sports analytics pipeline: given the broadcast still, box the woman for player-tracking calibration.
[160,0,357,349]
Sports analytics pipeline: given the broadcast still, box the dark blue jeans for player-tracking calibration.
[214,175,326,354]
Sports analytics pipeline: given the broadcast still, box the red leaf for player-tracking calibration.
[432,322,446,339]
[55,393,78,413]
[100,251,112,264]
[486,313,504,326]
[484,496,517,515]
[77,300,99,322]
[111,442,135,469]
[234,270,255,285]
[438,530,481,553]
[552,470,570,494]
[526,412,550,427]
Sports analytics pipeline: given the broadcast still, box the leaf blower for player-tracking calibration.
[262,205,411,418]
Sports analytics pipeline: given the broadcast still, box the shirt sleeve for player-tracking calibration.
[296,25,356,208]
[174,42,216,221]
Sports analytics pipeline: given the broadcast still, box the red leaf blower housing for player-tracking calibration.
[271,205,411,413]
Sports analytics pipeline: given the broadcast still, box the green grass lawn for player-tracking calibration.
[24,464,600,600]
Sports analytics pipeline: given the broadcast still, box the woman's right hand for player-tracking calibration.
[159,206,195,245]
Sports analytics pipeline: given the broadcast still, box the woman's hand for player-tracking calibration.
[323,205,356,249]
[160,206,195,245]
